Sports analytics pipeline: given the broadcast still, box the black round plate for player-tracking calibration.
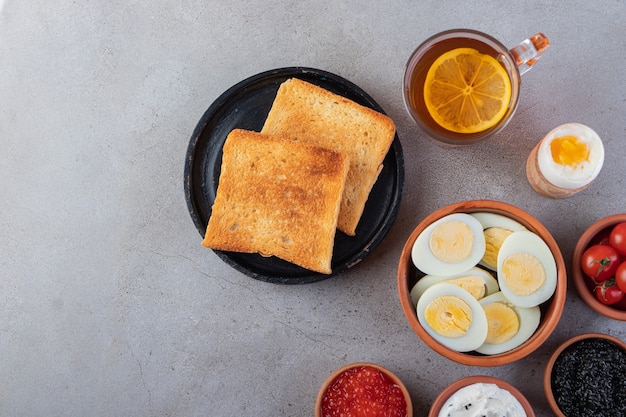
[184,67,404,284]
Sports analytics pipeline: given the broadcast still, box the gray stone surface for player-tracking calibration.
[1,1,624,416]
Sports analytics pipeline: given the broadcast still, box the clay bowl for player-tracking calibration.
[398,200,567,366]
[571,213,626,321]
[314,362,413,417]
[428,375,535,417]
[544,333,626,417]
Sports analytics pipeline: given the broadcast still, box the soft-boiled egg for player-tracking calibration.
[410,266,499,306]
[416,282,488,352]
[412,213,486,276]
[471,212,527,271]
[476,291,540,355]
[497,230,557,308]
[536,123,604,190]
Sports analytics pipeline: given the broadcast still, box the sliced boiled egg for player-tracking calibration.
[537,123,604,190]
[476,291,540,355]
[470,212,527,271]
[412,213,486,276]
[416,282,488,352]
[410,266,499,306]
[497,230,557,308]
[471,212,527,232]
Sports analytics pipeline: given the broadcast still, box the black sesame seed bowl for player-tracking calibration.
[543,333,626,417]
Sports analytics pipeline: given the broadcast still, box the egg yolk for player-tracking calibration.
[482,227,513,269]
[424,295,473,338]
[502,252,546,296]
[483,302,519,344]
[446,276,486,300]
[550,135,590,167]
[429,221,473,263]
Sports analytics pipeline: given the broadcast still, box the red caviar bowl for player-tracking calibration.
[543,332,626,417]
[571,213,626,321]
[397,200,567,366]
[314,362,413,417]
[428,375,535,417]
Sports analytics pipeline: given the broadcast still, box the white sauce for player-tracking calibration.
[437,382,527,417]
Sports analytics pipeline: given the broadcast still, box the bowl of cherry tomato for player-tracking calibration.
[572,214,626,321]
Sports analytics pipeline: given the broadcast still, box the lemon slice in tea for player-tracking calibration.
[424,48,512,134]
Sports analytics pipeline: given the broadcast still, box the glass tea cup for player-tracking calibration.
[403,29,549,145]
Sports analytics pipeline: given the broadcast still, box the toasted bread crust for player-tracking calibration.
[261,78,396,236]
[202,129,349,274]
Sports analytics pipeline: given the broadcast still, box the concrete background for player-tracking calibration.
[1,1,624,416]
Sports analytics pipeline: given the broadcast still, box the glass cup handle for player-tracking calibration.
[509,33,550,76]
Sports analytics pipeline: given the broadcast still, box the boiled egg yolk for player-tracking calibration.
[446,276,487,300]
[550,135,589,167]
[483,302,519,345]
[424,295,472,338]
[501,252,546,296]
[430,221,474,263]
[482,227,513,269]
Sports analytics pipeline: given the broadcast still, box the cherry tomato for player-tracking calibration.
[581,244,620,281]
[594,280,624,305]
[609,222,626,256]
[615,262,626,293]
[613,292,626,311]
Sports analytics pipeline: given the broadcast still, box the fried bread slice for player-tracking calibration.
[260,78,396,236]
[202,129,349,274]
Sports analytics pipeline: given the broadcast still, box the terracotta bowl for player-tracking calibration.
[544,333,626,417]
[571,213,626,321]
[397,200,567,366]
[428,375,535,417]
[314,362,413,417]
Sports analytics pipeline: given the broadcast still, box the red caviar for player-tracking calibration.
[320,365,407,417]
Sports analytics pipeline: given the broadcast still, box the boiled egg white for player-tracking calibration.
[476,291,540,355]
[537,123,604,190]
[470,212,527,232]
[412,213,486,276]
[470,212,527,271]
[497,230,557,308]
[410,266,499,307]
[416,282,488,352]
